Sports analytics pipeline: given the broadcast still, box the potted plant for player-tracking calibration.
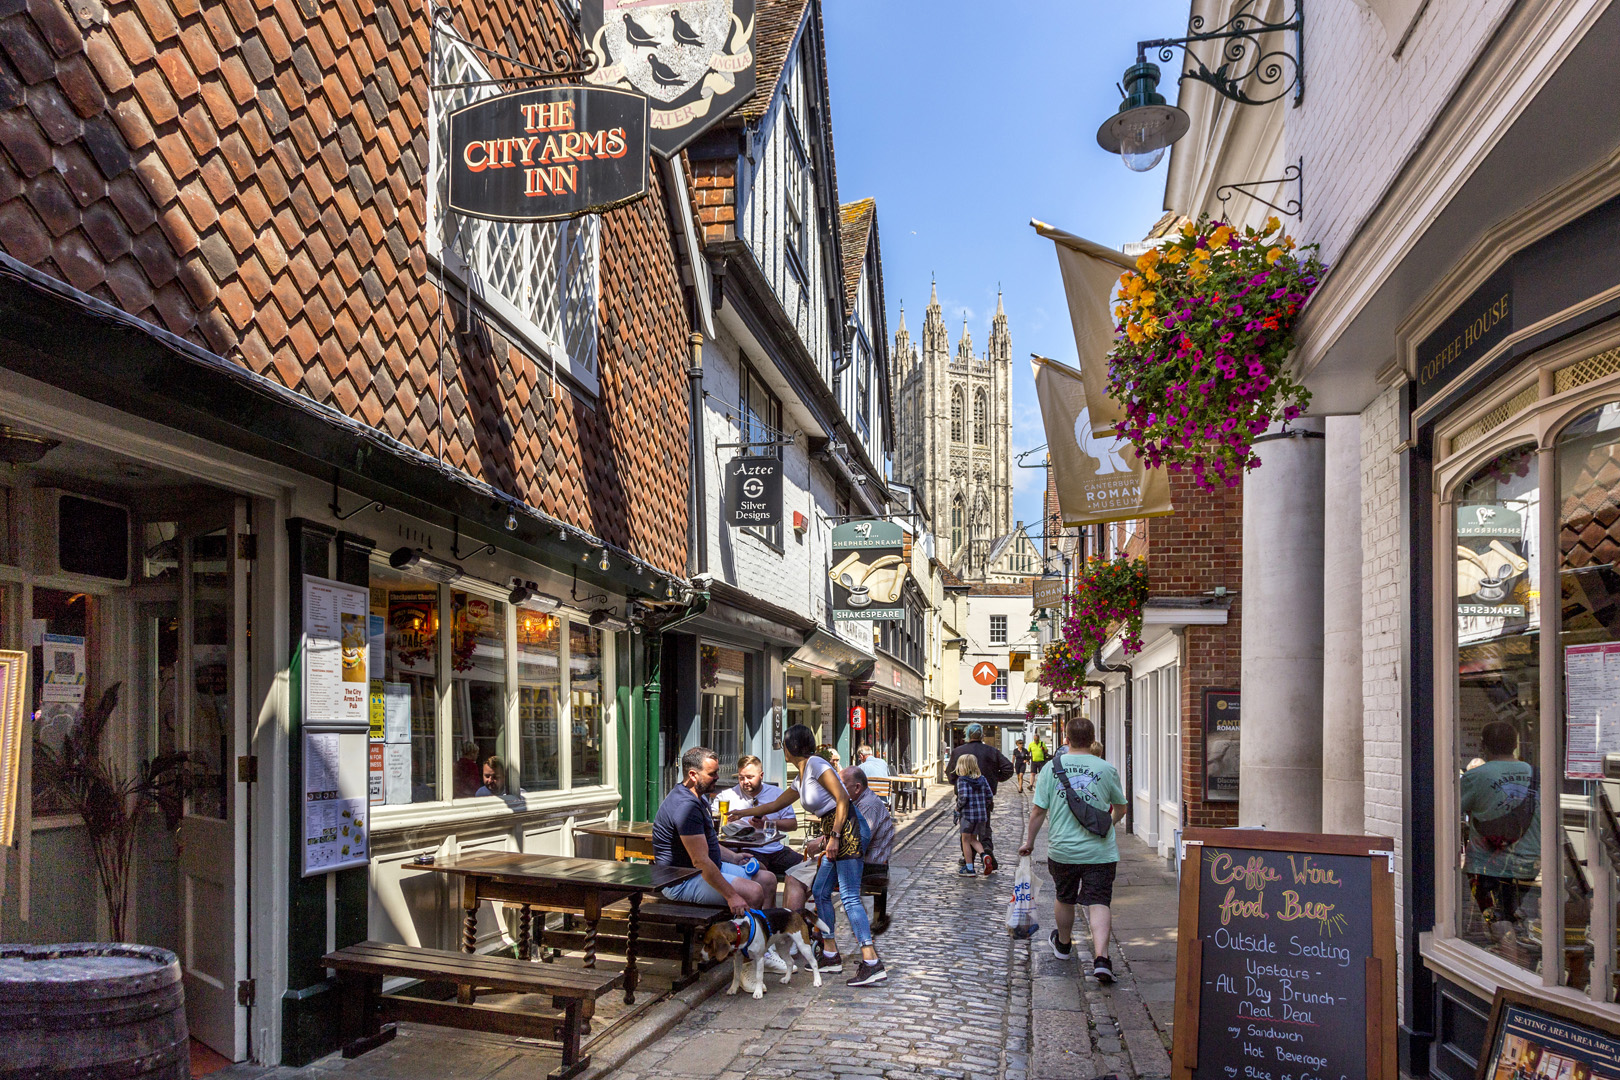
[1063,557,1151,658]
[1035,640,1088,697]
[32,684,190,942]
[1109,215,1324,491]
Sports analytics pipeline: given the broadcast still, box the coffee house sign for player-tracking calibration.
[447,86,649,222]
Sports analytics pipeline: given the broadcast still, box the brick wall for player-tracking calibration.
[0,0,690,571]
[1360,383,1406,1011]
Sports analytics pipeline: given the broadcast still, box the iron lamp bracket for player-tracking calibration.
[1139,0,1304,108]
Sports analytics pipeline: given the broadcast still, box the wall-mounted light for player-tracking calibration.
[505,513,519,531]
[595,548,610,572]
[508,580,561,612]
[1096,61,1189,172]
[389,546,464,584]
[589,609,630,633]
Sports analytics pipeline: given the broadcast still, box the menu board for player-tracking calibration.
[302,729,369,875]
[1478,989,1620,1080]
[303,575,369,729]
[1172,829,1397,1080]
[1565,642,1620,779]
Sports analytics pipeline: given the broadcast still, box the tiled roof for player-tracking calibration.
[740,0,810,123]
[838,198,873,310]
[967,581,1034,597]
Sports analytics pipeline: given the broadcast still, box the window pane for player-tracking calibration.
[1455,443,1541,973]
[451,592,506,797]
[189,529,230,820]
[700,645,744,778]
[518,609,561,793]
[1556,404,1620,994]
[372,567,439,804]
[571,622,604,787]
[31,587,90,815]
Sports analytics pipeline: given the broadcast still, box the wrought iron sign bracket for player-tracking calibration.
[1138,0,1304,108]
[429,5,600,91]
[330,470,385,521]
[449,516,496,561]
[714,434,799,452]
[1217,156,1304,219]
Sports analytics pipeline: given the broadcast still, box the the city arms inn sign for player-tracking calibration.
[448,86,649,222]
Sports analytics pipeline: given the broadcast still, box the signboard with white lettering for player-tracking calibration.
[1171,829,1397,1080]
[724,455,781,527]
[447,86,648,223]
[830,520,908,622]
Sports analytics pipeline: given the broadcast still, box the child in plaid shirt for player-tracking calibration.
[955,754,992,876]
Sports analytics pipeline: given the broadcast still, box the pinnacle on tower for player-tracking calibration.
[893,303,913,376]
[923,277,947,357]
[989,288,1011,363]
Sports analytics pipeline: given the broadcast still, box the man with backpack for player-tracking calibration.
[1461,720,1539,943]
[1018,716,1127,983]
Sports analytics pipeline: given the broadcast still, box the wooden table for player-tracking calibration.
[409,852,696,1004]
[573,820,658,862]
[887,774,928,812]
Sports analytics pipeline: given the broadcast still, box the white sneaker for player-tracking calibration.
[763,948,790,974]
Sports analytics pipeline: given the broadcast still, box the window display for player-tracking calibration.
[451,591,505,798]
[518,609,560,792]
[371,565,440,804]
[571,623,603,787]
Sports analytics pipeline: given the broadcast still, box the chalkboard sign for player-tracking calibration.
[1172,828,1397,1080]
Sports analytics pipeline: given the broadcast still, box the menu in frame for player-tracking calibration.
[303,575,369,729]
[1171,828,1398,1080]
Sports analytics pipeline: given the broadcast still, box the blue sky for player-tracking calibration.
[822,0,1189,539]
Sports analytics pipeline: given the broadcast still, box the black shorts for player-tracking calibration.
[1015,762,1029,775]
[1049,859,1117,907]
[753,846,805,877]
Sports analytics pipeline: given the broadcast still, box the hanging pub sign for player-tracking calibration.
[724,456,781,527]
[829,519,909,622]
[447,85,649,223]
[582,0,756,158]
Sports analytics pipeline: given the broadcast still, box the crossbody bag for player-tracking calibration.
[1051,759,1114,838]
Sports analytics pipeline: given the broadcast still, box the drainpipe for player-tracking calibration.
[687,332,707,576]
[1092,649,1134,836]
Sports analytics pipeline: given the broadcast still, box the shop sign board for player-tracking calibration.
[830,520,909,621]
[1202,689,1240,802]
[1032,575,1067,610]
[582,0,756,159]
[972,661,999,687]
[771,699,783,750]
[1416,265,1512,411]
[1171,829,1397,1080]
[724,456,782,527]
[1476,988,1620,1080]
[1457,504,1529,618]
[447,86,649,222]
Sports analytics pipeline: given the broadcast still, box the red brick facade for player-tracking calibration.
[0,0,690,570]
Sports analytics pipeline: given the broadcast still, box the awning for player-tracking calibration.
[856,655,924,709]
[786,628,875,680]
[687,581,817,650]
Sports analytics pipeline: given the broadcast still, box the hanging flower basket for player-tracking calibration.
[1024,698,1051,721]
[1062,556,1150,659]
[1035,640,1088,697]
[1109,215,1324,491]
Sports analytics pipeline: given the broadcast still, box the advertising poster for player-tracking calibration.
[829,520,909,621]
[303,731,368,874]
[303,575,369,728]
[1203,689,1240,802]
[1565,642,1620,779]
[1457,503,1530,619]
[368,743,384,806]
[388,590,438,676]
[1481,994,1620,1080]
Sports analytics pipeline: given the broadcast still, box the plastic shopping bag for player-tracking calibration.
[1006,856,1040,938]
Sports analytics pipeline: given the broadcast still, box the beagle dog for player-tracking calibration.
[699,907,830,999]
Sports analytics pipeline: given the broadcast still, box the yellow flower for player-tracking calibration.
[1210,225,1233,247]
[1139,290,1157,309]
[1264,216,1281,235]
[1189,262,1209,282]
[1115,303,1130,321]
[1180,221,1197,238]
[1143,266,1160,283]
[1265,247,1284,265]
[1126,322,1146,344]
[1284,237,1296,251]
[1164,247,1185,264]
[1124,277,1143,299]
[1142,316,1161,339]
[1136,248,1160,273]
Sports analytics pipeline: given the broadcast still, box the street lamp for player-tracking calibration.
[1096,61,1188,173]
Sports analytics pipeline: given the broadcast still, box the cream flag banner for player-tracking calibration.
[1032,354,1173,526]
[1031,219,1136,437]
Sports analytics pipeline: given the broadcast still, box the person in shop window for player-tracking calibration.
[476,756,506,797]
[454,741,482,798]
[1460,720,1540,944]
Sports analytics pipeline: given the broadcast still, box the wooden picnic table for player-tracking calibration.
[409,852,696,1004]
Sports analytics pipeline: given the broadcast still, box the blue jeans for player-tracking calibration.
[812,857,874,949]
[662,861,752,905]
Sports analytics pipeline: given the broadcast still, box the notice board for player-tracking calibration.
[1171,828,1397,1080]
[1477,988,1620,1080]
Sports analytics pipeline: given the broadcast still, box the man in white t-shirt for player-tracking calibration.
[710,754,803,880]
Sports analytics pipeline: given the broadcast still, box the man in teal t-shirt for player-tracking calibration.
[1460,720,1540,940]
[1020,715,1127,983]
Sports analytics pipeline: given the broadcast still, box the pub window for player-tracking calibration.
[518,607,560,792]
[740,360,783,548]
[372,563,443,805]
[974,390,988,445]
[428,35,601,395]
[950,388,964,443]
[570,622,605,787]
[451,590,507,798]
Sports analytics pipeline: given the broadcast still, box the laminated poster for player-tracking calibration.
[368,743,384,806]
[1480,991,1620,1080]
[383,742,411,805]
[1565,642,1620,779]
[303,575,369,728]
[304,730,367,873]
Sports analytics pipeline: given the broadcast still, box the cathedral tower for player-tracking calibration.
[892,285,1014,580]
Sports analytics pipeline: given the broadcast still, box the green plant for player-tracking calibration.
[1035,640,1088,696]
[32,684,190,942]
[1109,215,1324,490]
[1024,698,1051,721]
[1063,557,1151,658]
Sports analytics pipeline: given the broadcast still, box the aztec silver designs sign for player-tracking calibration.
[583,0,755,158]
[447,86,649,222]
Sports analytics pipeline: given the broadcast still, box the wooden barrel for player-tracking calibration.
[0,943,188,1079]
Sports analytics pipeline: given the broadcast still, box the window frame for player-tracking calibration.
[1429,332,1620,1009]
[989,614,1007,645]
[950,388,964,443]
[991,670,1008,702]
[739,358,784,550]
[783,107,811,289]
[974,390,988,446]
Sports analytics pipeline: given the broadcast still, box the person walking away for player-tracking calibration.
[1013,739,1033,794]
[712,754,803,885]
[1460,721,1540,945]
[954,755,992,875]
[945,723,1015,873]
[729,724,887,985]
[1019,717,1127,984]
[856,744,890,778]
[1029,735,1049,774]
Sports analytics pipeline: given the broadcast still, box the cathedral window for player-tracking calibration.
[950,389,964,443]
[973,391,988,445]
[951,497,963,555]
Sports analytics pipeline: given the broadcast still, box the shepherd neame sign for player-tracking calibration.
[447,86,648,223]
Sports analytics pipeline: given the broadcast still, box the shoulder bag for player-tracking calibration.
[1051,757,1114,838]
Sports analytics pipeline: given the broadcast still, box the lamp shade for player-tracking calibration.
[1097,61,1190,171]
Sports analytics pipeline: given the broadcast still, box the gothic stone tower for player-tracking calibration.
[892,283,1012,579]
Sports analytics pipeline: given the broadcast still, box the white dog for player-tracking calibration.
[699,907,830,999]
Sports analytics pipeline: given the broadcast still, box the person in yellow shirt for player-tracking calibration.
[1029,735,1049,774]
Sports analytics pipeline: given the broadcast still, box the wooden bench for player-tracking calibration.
[538,899,730,988]
[862,867,891,935]
[323,940,622,1080]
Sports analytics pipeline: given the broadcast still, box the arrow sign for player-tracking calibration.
[973,661,1000,686]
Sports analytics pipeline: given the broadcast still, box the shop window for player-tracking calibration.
[30,587,91,815]
[571,623,604,787]
[990,615,1007,645]
[372,565,441,804]
[451,591,506,798]
[518,608,561,792]
[1453,443,1541,974]
[992,670,1007,702]
[1160,665,1180,806]
[701,644,744,777]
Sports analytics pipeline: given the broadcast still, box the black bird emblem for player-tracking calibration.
[647,54,685,87]
[623,12,660,48]
[670,8,704,46]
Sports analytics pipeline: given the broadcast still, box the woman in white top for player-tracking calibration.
[729,724,887,986]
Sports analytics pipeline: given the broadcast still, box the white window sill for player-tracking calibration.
[1419,931,1620,1016]
[370,785,621,834]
